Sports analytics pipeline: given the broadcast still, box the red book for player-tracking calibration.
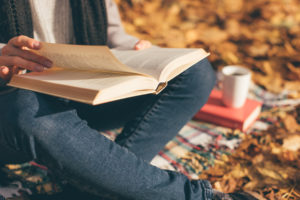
[193,89,262,132]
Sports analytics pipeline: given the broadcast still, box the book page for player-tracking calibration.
[9,68,158,105]
[34,42,140,74]
[111,47,209,82]
[16,68,156,91]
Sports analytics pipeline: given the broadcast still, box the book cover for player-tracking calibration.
[193,89,262,131]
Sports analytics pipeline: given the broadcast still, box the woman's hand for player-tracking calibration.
[0,35,52,81]
[134,40,152,50]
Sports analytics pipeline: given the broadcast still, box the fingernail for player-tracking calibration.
[0,66,9,75]
[34,66,44,72]
[44,61,53,68]
[33,41,40,48]
[136,44,142,49]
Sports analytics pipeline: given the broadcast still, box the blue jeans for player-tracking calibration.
[0,59,216,200]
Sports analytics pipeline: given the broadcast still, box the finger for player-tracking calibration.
[135,40,152,50]
[0,66,26,81]
[0,66,10,75]
[144,41,152,48]
[0,56,45,72]
[12,66,22,75]
[8,35,41,50]
[135,41,144,50]
[0,66,11,80]
[2,45,52,68]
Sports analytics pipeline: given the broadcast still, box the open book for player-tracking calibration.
[8,43,209,105]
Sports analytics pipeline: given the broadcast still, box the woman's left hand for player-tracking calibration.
[134,40,152,50]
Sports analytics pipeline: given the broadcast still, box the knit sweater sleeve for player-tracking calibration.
[106,0,139,49]
[0,0,139,53]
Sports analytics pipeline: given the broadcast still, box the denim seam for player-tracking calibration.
[121,73,186,149]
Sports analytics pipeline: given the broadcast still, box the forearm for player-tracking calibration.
[106,0,139,49]
[107,29,139,50]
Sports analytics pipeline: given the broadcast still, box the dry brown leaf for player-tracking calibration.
[281,114,300,133]
[197,27,229,44]
[292,38,300,50]
[261,61,274,75]
[225,19,241,38]
[247,43,270,57]
[252,154,264,164]
[287,63,300,80]
[283,134,300,151]
[185,29,199,44]
[223,0,244,13]
[117,1,300,198]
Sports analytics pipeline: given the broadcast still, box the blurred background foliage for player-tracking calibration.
[116,0,300,97]
[115,1,300,199]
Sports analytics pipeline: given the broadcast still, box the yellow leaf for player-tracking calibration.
[283,134,300,151]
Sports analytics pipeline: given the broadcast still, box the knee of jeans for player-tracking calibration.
[182,58,216,98]
[12,92,39,129]
[7,90,56,143]
[0,91,41,162]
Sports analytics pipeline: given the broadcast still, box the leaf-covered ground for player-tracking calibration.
[116,0,300,199]
[116,0,300,96]
[199,106,300,199]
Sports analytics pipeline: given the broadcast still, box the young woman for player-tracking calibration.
[0,1,257,199]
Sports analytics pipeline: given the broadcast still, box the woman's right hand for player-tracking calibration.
[0,35,53,82]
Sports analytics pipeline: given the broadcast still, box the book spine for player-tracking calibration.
[193,112,243,130]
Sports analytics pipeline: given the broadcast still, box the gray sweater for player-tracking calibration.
[0,0,139,91]
[0,0,139,53]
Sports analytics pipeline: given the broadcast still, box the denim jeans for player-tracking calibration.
[0,58,216,200]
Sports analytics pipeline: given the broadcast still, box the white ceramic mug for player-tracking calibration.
[221,65,251,108]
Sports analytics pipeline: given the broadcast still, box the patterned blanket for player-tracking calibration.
[1,83,299,199]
